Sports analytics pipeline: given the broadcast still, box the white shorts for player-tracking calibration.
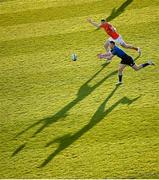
[108,36,125,45]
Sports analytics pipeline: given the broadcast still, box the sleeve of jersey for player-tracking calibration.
[100,24,103,28]
[111,49,116,55]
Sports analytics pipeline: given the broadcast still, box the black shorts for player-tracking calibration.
[120,55,135,67]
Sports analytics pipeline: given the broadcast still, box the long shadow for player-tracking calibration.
[134,55,140,62]
[15,63,117,138]
[107,0,133,22]
[11,143,26,157]
[40,85,140,167]
[13,0,134,157]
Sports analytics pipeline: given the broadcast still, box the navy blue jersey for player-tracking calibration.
[111,45,128,59]
[111,45,135,67]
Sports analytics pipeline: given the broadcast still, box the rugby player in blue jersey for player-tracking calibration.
[98,41,155,84]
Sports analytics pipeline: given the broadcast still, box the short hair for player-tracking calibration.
[101,19,106,22]
[109,41,115,45]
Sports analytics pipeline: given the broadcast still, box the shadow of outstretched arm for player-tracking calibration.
[15,65,116,138]
[39,86,140,167]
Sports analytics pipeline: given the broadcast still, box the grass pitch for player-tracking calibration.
[0,0,159,178]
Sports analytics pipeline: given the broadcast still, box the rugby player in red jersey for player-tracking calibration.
[87,18,141,56]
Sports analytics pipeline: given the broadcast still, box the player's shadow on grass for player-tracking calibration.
[39,85,140,167]
[15,63,117,138]
[107,0,133,22]
[11,143,26,157]
[134,55,140,62]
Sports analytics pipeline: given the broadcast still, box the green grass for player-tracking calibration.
[0,0,159,178]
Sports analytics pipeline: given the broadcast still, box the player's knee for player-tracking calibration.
[121,43,127,48]
[118,68,123,72]
[133,67,139,71]
[123,43,131,49]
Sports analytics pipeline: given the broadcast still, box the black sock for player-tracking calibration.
[118,75,122,82]
[142,63,149,68]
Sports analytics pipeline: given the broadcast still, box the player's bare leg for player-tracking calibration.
[132,61,155,71]
[120,41,141,56]
[116,64,126,84]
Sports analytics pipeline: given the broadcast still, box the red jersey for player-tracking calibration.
[100,22,119,39]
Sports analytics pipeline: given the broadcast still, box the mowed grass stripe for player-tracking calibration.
[0,19,159,58]
[1,5,159,42]
[0,15,90,42]
[0,30,102,57]
[0,0,101,14]
[1,0,159,27]
[0,0,119,26]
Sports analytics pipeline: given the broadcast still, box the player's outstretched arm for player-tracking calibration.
[87,18,100,29]
[98,52,114,62]
[105,52,114,60]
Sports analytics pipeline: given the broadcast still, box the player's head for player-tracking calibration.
[101,18,106,24]
[109,41,115,49]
